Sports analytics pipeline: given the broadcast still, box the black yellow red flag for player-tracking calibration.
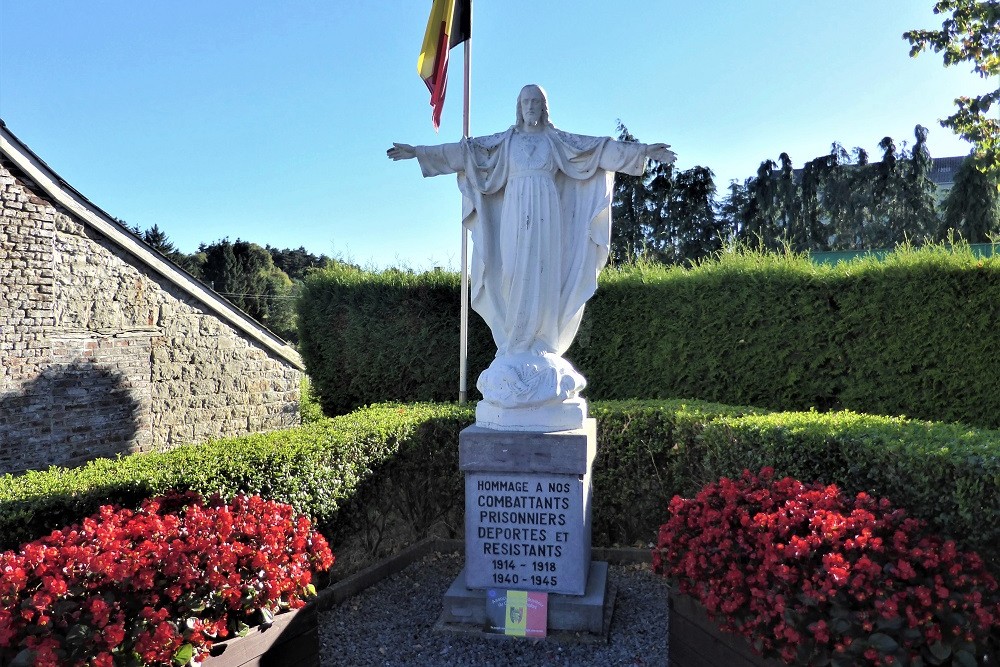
[417,0,471,130]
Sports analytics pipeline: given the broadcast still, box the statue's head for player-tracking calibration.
[516,84,551,129]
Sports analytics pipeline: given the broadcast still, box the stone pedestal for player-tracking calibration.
[441,420,611,634]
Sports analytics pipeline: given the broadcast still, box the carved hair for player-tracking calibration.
[515,84,553,129]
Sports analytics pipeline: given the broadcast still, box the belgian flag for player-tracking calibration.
[417,0,471,130]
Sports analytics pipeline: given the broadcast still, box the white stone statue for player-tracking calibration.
[388,84,675,431]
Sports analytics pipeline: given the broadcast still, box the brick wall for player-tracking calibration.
[0,159,300,474]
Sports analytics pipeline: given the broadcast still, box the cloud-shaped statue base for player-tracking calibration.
[475,353,588,431]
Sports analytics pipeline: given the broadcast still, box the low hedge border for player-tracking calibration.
[0,403,472,552]
[1,400,996,573]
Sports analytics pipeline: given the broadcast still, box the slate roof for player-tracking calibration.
[928,155,966,188]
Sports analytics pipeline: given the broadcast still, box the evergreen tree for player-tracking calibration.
[718,180,750,245]
[820,144,861,250]
[867,136,899,248]
[840,148,872,250]
[266,245,331,281]
[231,240,274,322]
[139,224,201,273]
[799,156,827,249]
[777,153,807,250]
[742,159,782,250]
[610,123,722,265]
[942,154,1000,241]
[200,239,297,340]
[610,123,656,264]
[116,218,142,236]
[899,125,940,242]
[666,166,722,263]
[730,128,939,253]
[142,224,177,256]
[201,240,240,294]
[643,160,675,262]
[862,128,940,247]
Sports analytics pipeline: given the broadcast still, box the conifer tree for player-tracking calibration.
[610,123,654,264]
[942,154,1000,241]
[142,224,177,256]
[900,125,940,242]
[667,166,722,264]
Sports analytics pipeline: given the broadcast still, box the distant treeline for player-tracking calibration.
[118,222,335,342]
[611,123,1000,267]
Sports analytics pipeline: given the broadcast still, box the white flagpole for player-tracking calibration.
[458,6,472,405]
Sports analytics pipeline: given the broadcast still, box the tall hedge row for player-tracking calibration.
[3,400,997,574]
[297,264,494,415]
[580,247,1000,430]
[298,246,1000,429]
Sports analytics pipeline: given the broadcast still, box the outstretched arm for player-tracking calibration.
[645,143,677,166]
[597,138,678,176]
[387,143,416,161]
[388,140,468,177]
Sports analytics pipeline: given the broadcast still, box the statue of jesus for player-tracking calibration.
[388,84,675,431]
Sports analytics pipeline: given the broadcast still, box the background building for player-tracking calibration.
[0,121,303,475]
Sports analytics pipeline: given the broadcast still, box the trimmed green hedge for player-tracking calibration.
[3,400,997,574]
[297,245,1000,429]
[580,252,840,412]
[297,264,494,416]
[588,399,764,544]
[0,428,340,552]
[0,403,471,552]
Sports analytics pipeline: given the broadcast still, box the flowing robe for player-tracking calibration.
[415,127,647,366]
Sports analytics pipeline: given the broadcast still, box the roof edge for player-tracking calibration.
[0,121,304,371]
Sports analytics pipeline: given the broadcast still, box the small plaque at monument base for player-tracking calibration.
[466,472,586,594]
[484,589,548,637]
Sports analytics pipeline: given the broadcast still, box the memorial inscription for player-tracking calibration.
[465,472,587,594]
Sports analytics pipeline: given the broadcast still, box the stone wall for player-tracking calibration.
[0,164,56,469]
[0,159,301,474]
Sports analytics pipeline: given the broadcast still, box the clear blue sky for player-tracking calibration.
[1,1,994,270]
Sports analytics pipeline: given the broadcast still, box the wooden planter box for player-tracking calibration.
[669,591,784,667]
[203,603,319,667]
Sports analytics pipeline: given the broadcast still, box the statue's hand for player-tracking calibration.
[646,143,677,165]
[387,143,417,161]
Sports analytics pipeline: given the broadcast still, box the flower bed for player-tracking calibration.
[0,492,334,666]
[653,469,1000,666]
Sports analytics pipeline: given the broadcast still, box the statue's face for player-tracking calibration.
[519,88,545,126]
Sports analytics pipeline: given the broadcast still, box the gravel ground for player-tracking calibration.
[319,551,669,666]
